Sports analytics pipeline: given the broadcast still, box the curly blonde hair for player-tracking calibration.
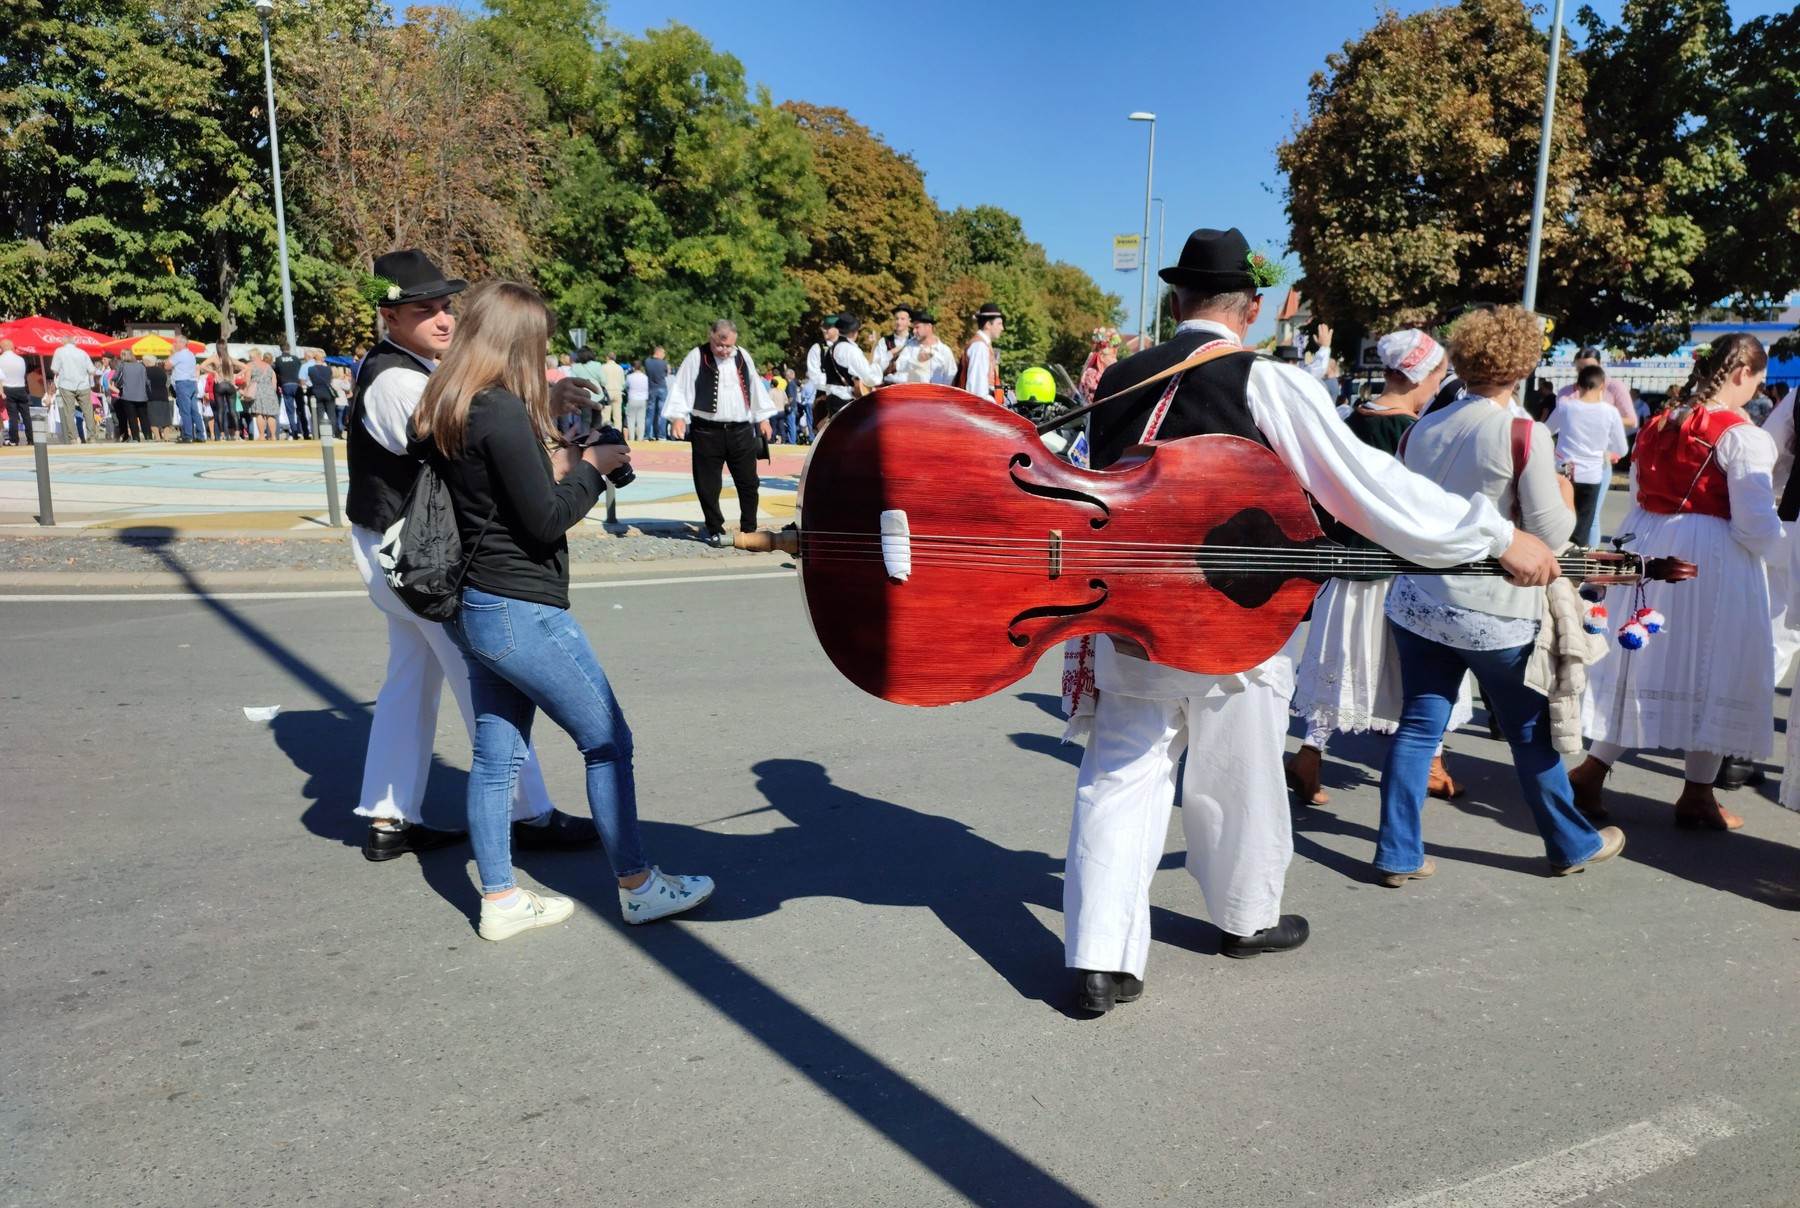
[1447,306,1544,387]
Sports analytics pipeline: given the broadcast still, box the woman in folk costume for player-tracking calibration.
[1573,334,1782,830]
[1287,328,1472,805]
[1078,330,1119,401]
[1376,307,1622,884]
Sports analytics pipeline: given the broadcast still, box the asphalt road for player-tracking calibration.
[3,568,1797,1207]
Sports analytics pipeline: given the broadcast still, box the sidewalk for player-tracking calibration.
[0,439,808,534]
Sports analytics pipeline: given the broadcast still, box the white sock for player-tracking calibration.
[488,889,522,909]
[629,870,660,896]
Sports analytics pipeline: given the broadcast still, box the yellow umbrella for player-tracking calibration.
[98,333,207,357]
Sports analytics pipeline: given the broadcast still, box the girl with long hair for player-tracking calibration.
[414,281,713,940]
[1573,333,1779,829]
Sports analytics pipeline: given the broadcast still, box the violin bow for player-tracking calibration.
[1032,342,1249,435]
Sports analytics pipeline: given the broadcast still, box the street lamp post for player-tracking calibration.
[1521,0,1567,314]
[256,0,343,527]
[1129,112,1156,349]
[1151,196,1167,344]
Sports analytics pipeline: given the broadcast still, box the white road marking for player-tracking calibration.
[1380,1095,1762,1208]
[0,568,796,604]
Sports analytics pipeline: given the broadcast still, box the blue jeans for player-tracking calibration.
[173,380,203,441]
[448,587,649,893]
[1377,622,1602,873]
[645,384,666,440]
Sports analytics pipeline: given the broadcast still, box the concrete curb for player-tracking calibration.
[0,552,792,593]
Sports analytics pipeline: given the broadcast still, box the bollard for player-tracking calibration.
[33,436,54,526]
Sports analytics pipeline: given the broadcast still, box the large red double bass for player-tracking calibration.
[740,385,1692,707]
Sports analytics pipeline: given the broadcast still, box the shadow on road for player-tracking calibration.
[130,527,1098,1206]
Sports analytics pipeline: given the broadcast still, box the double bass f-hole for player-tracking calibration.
[1007,578,1109,647]
[1008,454,1110,529]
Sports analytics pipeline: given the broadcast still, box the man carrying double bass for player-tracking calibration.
[1063,227,1561,1014]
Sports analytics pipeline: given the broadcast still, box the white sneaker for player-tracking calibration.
[478,888,575,941]
[621,868,714,924]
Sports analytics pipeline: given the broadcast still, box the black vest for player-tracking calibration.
[821,338,856,391]
[345,340,430,533]
[1087,329,1268,471]
[693,346,753,415]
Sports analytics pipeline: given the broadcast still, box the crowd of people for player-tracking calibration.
[0,335,360,446]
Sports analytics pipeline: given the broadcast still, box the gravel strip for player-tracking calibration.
[0,530,759,576]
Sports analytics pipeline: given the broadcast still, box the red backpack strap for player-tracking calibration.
[1509,417,1532,523]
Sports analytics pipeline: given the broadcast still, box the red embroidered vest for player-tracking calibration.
[1633,405,1747,519]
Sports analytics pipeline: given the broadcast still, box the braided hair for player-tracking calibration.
[1667,332,1768,424]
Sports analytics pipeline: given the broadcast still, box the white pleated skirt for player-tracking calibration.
[1584,508,1775,760]
[1293,578,1473,736]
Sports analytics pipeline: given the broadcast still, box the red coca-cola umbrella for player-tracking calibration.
[0,315,111,356]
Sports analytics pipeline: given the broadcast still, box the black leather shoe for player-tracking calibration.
[512,809,600,850]
[363,822,466,862]
[1714,757,1764,791]
[1075,970,1145,1014]
[1220,914,1310,959]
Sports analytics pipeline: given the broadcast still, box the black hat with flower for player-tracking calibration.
[369,249,468,308]
[1158,227,1286,291]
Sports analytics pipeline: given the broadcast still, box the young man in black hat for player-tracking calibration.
[887,310,958,385]
[1061,226,1563,1014]
[665,318,782,546]
[871,305,914,379]
[346,248,597,861]
[811,313,880,427]
[954,303,1005,405]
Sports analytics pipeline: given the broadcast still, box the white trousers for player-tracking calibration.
[350,525,551,824]
[1064,678,1293,978]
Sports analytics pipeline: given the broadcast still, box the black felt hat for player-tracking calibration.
[891,304,915,318]
[1159,227,1257,291]
[837,314,862,334]
[972,302,1004,322]
[912,309,938,324]
[372,249,467,306]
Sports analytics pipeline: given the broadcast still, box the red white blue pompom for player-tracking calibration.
[1635,608,1665,635]
[1618,621,1649,650]
[1583,603,1609,634]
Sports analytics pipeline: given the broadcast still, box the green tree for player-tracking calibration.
[1277,0,1634,347]
[1713,6,1800,349]
[781,102,941,345]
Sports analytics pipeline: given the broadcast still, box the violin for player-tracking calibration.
[737,386,1696,707]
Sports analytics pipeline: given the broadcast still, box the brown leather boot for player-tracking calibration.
[1284,745,1329,805]
[1673,780,1744,831]
[1567,756,1612,822]
[1426,755,1465,800]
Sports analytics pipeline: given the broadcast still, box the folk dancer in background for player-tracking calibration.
[887,309,957,385]
[1060,227,1559,1015]
[346,249,596,861]
[1286,328,1473,807]
[954,302,1005,405]
[812,312,881,427]
[1574,333,1781,831]
[803,314,840,420]
[665,319,781,548]
[871,305,914,378]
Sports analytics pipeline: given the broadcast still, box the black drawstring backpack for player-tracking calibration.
[377,459,492,623]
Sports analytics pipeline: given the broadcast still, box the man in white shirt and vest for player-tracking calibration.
[1062,227,1563,1015]
[954,302,1005,405]
[810,313,881,428]
[871,304,914,378]
[346,249,597,861]
[887,309,958,385]
[804,313,839,405]
[666,319,782,547]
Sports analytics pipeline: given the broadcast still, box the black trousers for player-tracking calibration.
[118,399,152,441]
[689,418,760,534]
[4,386,32,444]
[1572,481,1603,547]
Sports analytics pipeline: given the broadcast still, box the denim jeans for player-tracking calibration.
[1377,622,1602,873]
[173,380,202,441]
[447,587,649,893]
[645,384,666,440]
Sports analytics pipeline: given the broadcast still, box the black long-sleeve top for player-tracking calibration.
[426,387,604,609]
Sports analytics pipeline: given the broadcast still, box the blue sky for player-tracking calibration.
[595,1,1787,340]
